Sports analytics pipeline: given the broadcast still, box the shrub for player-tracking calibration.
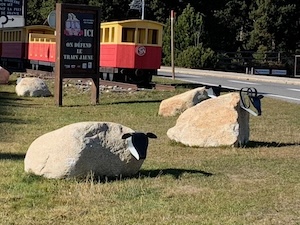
[175,44,217,69]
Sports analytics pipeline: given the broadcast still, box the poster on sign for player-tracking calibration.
[294,55,300,78]
[55,3,101,106]
[0,0,26,27]
[58,7,100,75]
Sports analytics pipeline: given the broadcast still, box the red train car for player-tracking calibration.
[28,33,56,69]
[0,25,55,70]
[100,19,163,83]
[0,30,2,60]
[1,20,163,84]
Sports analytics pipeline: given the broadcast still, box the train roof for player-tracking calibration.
[101,19,164,27]
[24,25,55,31]
[0,25,55,31]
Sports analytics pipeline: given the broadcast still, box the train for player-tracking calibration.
[0,19,164,84]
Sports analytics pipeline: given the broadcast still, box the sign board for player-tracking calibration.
[271,69,287,76]
[0,0,26,27]
[55,3,101,106]
[294,55,300,78]
[254,69,270,75]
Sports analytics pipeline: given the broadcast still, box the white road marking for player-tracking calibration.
[228,80,261,85]
[265,94,300,102]
[178,78,239,90]
[287,88,300,92]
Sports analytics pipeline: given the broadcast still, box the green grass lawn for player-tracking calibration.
[0,75,299,224]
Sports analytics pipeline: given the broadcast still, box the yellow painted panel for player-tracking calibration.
[100,19,163,46]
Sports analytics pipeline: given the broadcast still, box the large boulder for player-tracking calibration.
[158,87,209,117]
[0,66,10,84]
[167,92,249,147]
[24,122,150,179]
[16,77,51,97]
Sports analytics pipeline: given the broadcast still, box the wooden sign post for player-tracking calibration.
[55,3,101,106]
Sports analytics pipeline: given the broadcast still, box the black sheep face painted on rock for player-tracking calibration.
[122,132,157,160]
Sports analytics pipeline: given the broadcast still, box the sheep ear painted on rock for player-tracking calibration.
[123,132,156,160]
[146,132,157,139]
[127,136,141,160]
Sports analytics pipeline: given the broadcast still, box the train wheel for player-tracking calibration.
[146,74,153,83]
[102,73,108,80]
[108,73,114,81]
[124,74,129,83]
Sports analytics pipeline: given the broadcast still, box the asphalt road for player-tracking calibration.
[157,67,300,104]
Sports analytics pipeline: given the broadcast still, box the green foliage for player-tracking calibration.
[209,0,254,51]
[249,0,300,52]
[23,0,300,69]
[26,0,44,25]
[162,4,205,67]
[174,4,204,51]
[175,45,217,69]
[253,45,268,61]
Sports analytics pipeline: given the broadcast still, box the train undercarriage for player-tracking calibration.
[1,58,157,85]
[100,67,156,84]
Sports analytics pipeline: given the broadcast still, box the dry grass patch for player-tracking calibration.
[0,74,299,224]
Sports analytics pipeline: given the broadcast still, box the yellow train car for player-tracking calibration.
[100,19,163,83]
[0,25,54,69]
[0,20,163,84]
[0,29,2,59]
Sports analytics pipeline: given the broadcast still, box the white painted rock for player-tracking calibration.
[158,87,209,117]
[0,66,10,84]
[167,92,249,147]
[16,77,51,97]
[24,122,149,179]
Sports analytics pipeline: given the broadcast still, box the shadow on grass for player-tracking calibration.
[62,99,163,107]
[246,141,299,148]
[172,83,234,93]
[22,168,214,184]
[138,168,213,179]
[78,168,214,184]
[108,99,162,105]
[0,90,31,139]
[0,153,25,160]
[0,91,32,109]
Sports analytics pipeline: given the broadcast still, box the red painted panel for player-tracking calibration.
[100,44,162,70]
[116,45,136,68]
[116,45,161,69]
[100,44,118,67]
[28,43,55,63]
[1,43,25,58]
[49,44,56,62]
[134,46,162,69]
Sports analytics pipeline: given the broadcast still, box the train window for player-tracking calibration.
[122,28,135,43]
[111,27,115,42]
[100,28,103,42]
[17,31,21,41]
[138,28,146,44]
[147,29,158,45]
[104,27,109,42]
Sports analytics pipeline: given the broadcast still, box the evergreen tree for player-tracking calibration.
[207,0,253,51]
[162,4,216,68]
[249,0,300,53]
[26,0,44,25]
